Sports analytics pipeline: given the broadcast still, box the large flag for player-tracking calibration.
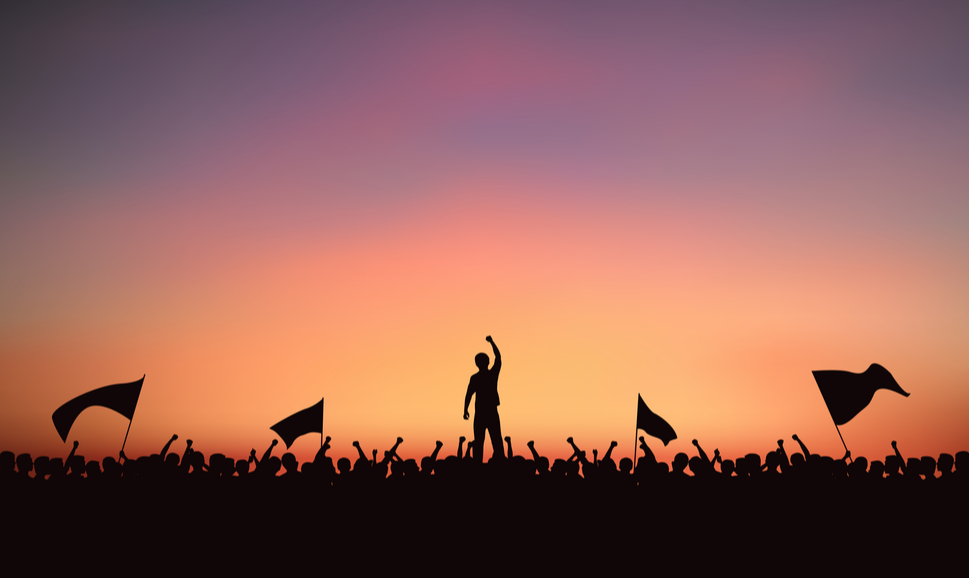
[637,394,677,446]
[52,375,144,442]
[270,398,324,449]
[812,363,909,426]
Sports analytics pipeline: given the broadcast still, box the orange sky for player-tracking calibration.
[1,2,966,466]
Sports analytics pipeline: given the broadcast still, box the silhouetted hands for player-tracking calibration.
[73,440,79,449]
[170,434,178,442]
[486,335,493,344]
[792,434,800,442]
[463,410,470,420]
[891,440,897,449]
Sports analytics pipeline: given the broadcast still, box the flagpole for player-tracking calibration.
[121,418,133,454]
[633,395,638,476]
[833,422,853,463]
[120,374,144,454]
[321,397,325,448]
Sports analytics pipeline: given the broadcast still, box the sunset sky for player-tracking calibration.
[1,1,966,466]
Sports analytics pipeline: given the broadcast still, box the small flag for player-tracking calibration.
[637,394,677,446]
[813,364,909,426]
[52,375,144,442]
[270,399,324,449]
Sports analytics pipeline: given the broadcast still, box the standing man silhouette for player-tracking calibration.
[464,336,503,462]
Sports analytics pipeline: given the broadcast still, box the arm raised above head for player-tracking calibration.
[352,441,367,462]
[603,441,618,462]
[160,434,177,459]
[527,440,541,462]
[486,336,501,373]
[430,440,443,462]
[261,439,278,464]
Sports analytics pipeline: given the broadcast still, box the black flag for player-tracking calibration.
[637,394,677,446]
[52,376,144,442]
[813,364,909,426]
[270,399,324,449]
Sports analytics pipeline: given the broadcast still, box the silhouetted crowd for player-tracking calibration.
[2,433,965,489]
[3,434,965,574]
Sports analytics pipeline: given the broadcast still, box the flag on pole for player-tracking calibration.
[812,363,908,426]
[52,375,144,442]
[270,398,324,449]
[637,394,677,446]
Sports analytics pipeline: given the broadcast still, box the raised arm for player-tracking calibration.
[386,437,404,462]
[352,441,368,462]
[776,439,790,471]
[567,438,590,466]
[527,440,541,462]
[891,441,906,474]
[160,434,178,460]
[692,439,710,463]
[792,434,810,459]
[603,441,618,462]
[182,439,194,469]
[261,439,278,464]
[505,436,513,459]
[639,436,657,465]
[312,436,332,463]
[429,440,443,462]
[66,440,79,465]
[486,335,501,374]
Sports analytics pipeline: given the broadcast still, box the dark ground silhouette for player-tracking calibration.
[1,435,965,574]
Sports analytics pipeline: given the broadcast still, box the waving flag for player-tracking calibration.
[637,394,677,446]
[52,375,144,442]
[813,364,909,426]
[271,398,324,449]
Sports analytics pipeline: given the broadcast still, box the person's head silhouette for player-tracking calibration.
[475,353,489,370]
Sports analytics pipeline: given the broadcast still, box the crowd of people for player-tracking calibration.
[2,433,964,489]
[2,432,963,574]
